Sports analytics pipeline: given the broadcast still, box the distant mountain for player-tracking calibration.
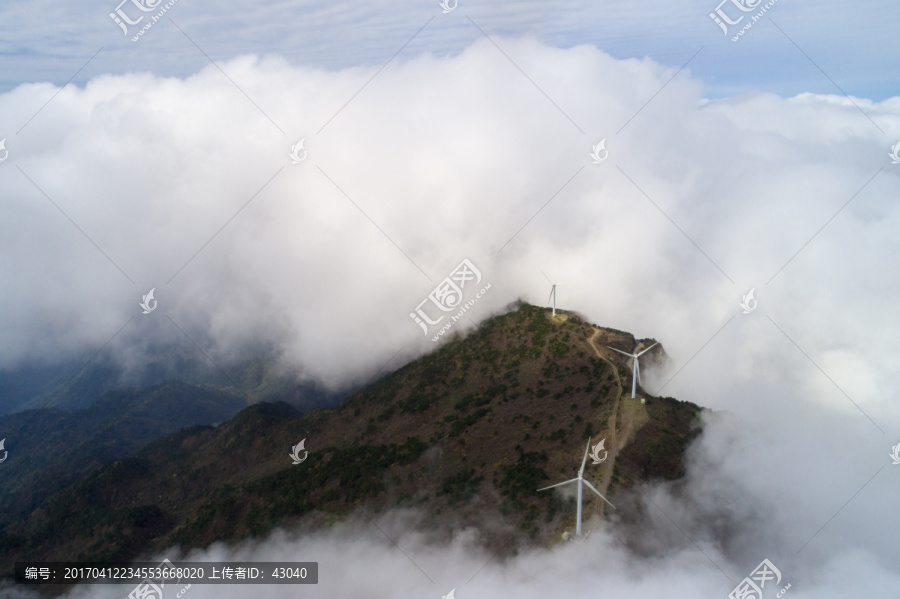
[0,359,122,416]
[0,346,347,416]
[0,380,248,535]
[0,304,702,586]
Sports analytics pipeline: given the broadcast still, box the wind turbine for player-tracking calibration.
[541,271,557,318]
[537,437,615,536]
[541,271,556,318]
[607,342,658,399]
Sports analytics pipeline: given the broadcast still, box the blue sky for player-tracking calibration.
[1,0,898,100]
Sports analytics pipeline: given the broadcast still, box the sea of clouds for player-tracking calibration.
[0,37,898,597]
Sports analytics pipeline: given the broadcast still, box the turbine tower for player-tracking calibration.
[537,437,615,536]
[542,271,557,318]
[607,342,658,399]
[549,284,557,318]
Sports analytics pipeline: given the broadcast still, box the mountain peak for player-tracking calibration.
[0,303,701,571]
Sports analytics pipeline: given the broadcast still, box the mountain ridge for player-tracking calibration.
[0,303,702,592]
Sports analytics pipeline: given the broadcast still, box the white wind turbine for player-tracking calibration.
[549,284,557,317]
[607,342,658,399]
[542,271,557,318]
[537,437,615,536]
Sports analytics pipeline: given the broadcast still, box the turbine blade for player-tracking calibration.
[537,478,578,492]
[582,480,616,509]
[635,358,642,387]
[579,439,591,476]
[636,342,658,357]
[606,346,634,358]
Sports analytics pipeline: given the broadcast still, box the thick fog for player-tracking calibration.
[0,37,898,597]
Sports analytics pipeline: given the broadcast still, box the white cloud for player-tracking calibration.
[1,37,899,597]
[3,1,900,99]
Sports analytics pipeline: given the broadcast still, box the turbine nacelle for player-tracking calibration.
[607,342,658,399]
[537,437,615,536]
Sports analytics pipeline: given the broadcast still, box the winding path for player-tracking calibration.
[586,328,626,519]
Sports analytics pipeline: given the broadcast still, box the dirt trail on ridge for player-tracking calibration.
[586,328,648,519]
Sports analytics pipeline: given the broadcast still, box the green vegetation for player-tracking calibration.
[448,408,492,437]
[198,437,429,540]
[0,302,702,572]
[440,469,484,505]
[454,393,491,411]
[399,383,439,413]
[499,450,549,506]
[546,428,567,442]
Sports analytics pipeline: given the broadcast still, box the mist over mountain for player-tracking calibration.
[0,19,898,599]
[0,345,349,416]
[0,305,704,591]
[1,37,897,400]
[0,303,898,599]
